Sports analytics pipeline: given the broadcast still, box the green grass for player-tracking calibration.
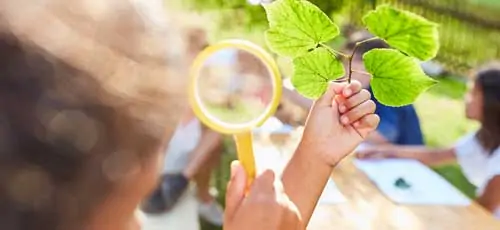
[201,139,236,230]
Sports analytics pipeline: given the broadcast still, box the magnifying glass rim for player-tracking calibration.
[188,39,282,135]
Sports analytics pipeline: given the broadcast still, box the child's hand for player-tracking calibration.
[299,80,380,165]
[224,161,303,230]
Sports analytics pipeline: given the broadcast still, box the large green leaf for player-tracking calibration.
[363,49,437,107]
[363,5,439,61]
[263,0,339,58]
[292,48,345,99]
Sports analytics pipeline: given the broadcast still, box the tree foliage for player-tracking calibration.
[182,0,351,30]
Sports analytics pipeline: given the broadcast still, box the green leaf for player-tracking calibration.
[363,5,439,61]
[264,0,339,57]
[363,49,437,107]
[292,48,345,99]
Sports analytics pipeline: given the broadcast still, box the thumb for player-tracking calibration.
[316,82,348,108]
[330,81,349,95]
[315,83,338,107]
[224,161,247,221]
[247,169,277,201]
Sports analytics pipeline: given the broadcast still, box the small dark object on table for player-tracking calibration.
[395,177,411,189]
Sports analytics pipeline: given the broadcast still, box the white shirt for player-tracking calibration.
[455,132,500,218]
[162,119,202,174]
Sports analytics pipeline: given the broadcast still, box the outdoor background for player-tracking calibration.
[165,0,500,229]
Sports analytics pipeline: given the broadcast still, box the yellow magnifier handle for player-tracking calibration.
[234,132,256,189]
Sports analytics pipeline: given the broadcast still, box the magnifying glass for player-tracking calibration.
[188,39,282,186]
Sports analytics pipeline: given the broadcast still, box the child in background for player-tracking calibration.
[141,28,225,226]
[357,63,500,218]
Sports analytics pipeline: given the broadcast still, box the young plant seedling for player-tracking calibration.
[262,0,440,107]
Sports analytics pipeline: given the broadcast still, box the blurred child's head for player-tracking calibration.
[0,1,190,229]
[466,62,500,152]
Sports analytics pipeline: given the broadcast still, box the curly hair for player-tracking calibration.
[0,1,188,229]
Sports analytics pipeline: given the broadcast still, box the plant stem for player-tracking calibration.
[320,43,349,59]
[347,37,379,83]
[333,77,348,83]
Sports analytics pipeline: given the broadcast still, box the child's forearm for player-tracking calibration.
[281,143,335,225]
[476,176,500,213]
[399,146,456,166]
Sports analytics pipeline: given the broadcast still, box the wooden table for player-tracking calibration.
[252,129,500,230]
[308,158,500,230]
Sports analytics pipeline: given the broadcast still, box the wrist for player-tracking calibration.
[295,140,340,168]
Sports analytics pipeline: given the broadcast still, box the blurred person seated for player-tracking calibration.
[140,27,225,226]
[357,62,500,218]
[281,32,425,146]
[0,1,380,229]
[141,109,225,226]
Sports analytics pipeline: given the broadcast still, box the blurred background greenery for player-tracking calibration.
[164,0,499,229]
[179,0,500,74]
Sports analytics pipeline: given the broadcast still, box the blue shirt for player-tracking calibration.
[368,87,424,145]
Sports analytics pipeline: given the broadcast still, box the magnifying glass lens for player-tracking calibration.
[194,46,277,128]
